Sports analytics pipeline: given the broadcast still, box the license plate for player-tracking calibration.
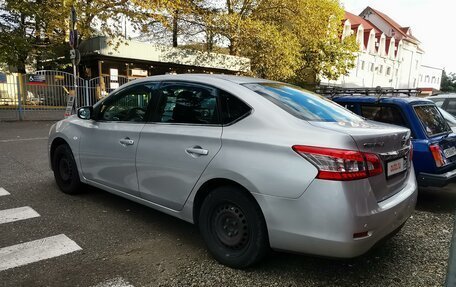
[387,158,406,177]
[444,146,456,158]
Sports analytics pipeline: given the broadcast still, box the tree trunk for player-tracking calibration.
[206,30,213,52]
[172,9,178,47]
[229,37,238,56]
[17,13,27,74]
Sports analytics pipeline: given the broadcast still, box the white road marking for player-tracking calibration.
[0,206,40,225]
[0,137,47,143]
[93,277,135,287]
[0,187,10,196]
[0,234,82,271]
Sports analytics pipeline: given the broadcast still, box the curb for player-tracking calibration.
[446,211,456,287]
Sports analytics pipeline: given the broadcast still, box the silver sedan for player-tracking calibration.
[48,74,418,268]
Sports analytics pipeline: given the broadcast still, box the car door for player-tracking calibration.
[136,82,222,210]
[79,82,159,196]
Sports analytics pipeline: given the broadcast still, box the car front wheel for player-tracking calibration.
[52,144,82,194]
[198,186,269,268]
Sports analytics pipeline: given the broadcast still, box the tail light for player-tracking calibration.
[292,145,383,181]
[429,144,446,167]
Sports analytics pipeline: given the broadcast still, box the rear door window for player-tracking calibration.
[414,105,451,137]
[360,105,408,127]
[154,83,219,125]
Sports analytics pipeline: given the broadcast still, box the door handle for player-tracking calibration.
[186,146,209,156]
[119,137,135,146]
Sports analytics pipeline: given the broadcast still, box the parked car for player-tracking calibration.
[333,95,456,188]
[49,75,417,268]
[438,107,456,133]
[428,94,456,116]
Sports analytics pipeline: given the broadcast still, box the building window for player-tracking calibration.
[369,63,374,72]
[379,65,383,74]
[419,75,423,82]
[360,61,365,70]
[425,75,430,83]
[386,67,392,76]
[432,76,436,84]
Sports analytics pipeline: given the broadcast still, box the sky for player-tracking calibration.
[341,0,456,73]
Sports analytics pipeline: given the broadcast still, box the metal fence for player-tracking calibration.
[0,70,134,121]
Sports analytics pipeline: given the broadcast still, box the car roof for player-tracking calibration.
[427,93,456,99]
[127,73,275,85]
[332,95,434,105]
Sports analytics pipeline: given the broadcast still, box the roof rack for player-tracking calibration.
[315,86,422,99]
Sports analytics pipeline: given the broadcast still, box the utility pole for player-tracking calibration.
[65,6,79,117]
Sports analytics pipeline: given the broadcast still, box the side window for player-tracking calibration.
[99,84,156,122]
[219,90,251,124]
[446,99,456,116]
[361,105,407,127]
[155,83,219,125]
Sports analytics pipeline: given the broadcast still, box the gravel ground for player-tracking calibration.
[156,187,455,287]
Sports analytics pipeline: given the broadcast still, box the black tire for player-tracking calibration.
[198,186,269,268]
[52,144,82,194]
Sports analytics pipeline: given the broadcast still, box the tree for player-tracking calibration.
[0,0,66,73]
[136,0,358,83]
[441,70,456,93]
[254,0,358,83]
[0,0,154,73]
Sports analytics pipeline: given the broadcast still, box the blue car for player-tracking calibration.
[332,95,456,187]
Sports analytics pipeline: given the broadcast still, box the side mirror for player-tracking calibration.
[77,106,93,120]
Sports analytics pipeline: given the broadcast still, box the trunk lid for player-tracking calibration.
[310,120,412,202]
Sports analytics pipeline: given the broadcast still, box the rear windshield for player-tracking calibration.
[414,105,451,136]
[244,83,363,123]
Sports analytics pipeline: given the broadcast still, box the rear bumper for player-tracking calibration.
[255,169,418,258]
[418,169,456,187]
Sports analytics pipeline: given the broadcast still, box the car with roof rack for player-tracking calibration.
[332,94,456,188]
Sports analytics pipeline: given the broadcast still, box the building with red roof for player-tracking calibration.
[321,7,442,93]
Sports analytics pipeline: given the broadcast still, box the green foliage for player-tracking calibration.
[441,70,456,92]
[0,0,152,72]
[0,0,359,84]
[136,0,358,83]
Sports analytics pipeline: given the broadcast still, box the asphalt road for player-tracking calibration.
[0,121,455,287]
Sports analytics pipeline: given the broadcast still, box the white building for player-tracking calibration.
[418,65,443,95]
[321,7,429,90]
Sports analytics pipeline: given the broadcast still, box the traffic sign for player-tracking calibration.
[69,30,78,48]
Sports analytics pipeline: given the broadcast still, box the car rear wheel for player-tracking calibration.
[198,186,269,268]
[52,144,82,194]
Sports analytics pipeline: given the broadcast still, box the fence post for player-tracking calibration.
[16,74,23,121]
[85,80,89,106]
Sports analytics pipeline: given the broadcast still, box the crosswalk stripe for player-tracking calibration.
[0,206,40,225]
[0,188,10,196]
[0,234,82,271]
